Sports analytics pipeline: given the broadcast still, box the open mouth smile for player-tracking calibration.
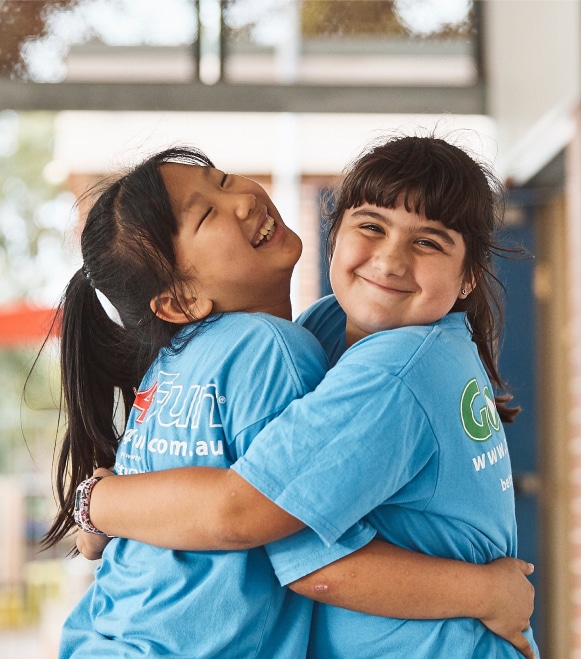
[252,215,276,247]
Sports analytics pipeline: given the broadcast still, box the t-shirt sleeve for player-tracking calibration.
[222,316,329,459]
[232,357,437,546]
[264,522,377,586]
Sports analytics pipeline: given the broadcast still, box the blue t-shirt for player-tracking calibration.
[234,296,539,658]
[59,312,375,659]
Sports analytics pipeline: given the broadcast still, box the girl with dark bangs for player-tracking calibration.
[68,136,538,658]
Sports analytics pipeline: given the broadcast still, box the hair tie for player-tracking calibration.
[82,265,123,326]
[82,264,95,288]
[95,288,124,327]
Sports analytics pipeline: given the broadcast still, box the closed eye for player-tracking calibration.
[199,172,228,226]
[199,207,212,225]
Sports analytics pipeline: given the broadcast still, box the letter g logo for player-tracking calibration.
[460,378,501,441]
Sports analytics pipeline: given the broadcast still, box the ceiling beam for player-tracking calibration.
[0,80,486,115]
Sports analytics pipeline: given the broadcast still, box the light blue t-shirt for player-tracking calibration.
[59,311,375,659]
[234,296,539,658]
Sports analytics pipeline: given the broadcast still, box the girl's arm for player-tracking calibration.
[89,467,303,549]
[290,541,535,659]
[83,468,535,658]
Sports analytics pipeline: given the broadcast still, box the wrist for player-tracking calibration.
[463,563,493,620]
[74,477,106,535]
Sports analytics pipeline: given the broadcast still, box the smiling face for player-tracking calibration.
[159,163,302,320]
[330,202,471,347]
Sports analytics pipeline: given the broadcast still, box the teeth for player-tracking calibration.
[253,216,276,247]
[261,216,274,235]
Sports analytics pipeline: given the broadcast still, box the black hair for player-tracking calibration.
[43,146,214,548]
[326,133,520,423]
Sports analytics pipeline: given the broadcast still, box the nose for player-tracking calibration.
[375,238,408,276]
[232,192,256,221]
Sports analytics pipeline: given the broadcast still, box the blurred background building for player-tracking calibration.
[0,0,578,656]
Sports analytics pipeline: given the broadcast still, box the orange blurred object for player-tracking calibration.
[0,305,59,347]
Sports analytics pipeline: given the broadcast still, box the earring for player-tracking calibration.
[461,288,467,296]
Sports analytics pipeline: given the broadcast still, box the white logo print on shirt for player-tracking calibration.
[116,370,225,474]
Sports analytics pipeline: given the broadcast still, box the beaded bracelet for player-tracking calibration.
[74,476,106,535]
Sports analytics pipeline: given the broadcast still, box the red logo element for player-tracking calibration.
[133,382,158,424]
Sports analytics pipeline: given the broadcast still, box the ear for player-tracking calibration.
[458,276,477,300]
[150,292,213,324]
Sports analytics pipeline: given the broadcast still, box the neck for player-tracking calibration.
[262,298,293,321]
[345,319,367,349]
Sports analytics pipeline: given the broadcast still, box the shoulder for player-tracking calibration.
[235,312,327,356]
[177,311,322,348]
[296,295,343,326]
[296,295,345,336]
[151,312,328,402]
[341,313,471,374]
[296,295,347,366]
[220,313,330,395]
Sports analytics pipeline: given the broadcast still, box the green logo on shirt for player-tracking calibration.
[460,378,501,441]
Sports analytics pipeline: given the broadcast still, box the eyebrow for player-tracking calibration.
[350,207,457,247]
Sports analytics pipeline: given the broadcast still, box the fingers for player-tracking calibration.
[511,634,536,659]
[76,530,109,560]
[76,537,102,561]
[510,557,535,576]
[521,560,535,576]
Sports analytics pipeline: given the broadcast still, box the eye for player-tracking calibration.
[361,223,383,234]
[416,238,442,250]
[220,172,228,187]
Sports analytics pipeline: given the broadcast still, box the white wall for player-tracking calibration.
[53,111,497,176]
[484,0,580,182]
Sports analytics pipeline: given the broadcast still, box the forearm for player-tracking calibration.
[89,467,303,550]
[290,539,498,620]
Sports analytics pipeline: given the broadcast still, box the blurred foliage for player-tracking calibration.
[301,0,405,37]
[0,112,66,556]
[0,111,71,305]
[0,345,60,475]
[0,342,61,556]
[222,0,474,42]
[0,0,76,77]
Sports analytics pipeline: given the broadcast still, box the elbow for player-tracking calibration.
[212,517,259,551]
[196,468,298,550]
[210,487,263,550]
[289,571,336,602]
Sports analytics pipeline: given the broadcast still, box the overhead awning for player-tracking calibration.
[0,305,59,347]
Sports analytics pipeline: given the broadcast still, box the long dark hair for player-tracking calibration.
[326,134,520,423]
[43,146,214,548]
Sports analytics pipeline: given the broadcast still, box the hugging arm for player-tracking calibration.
[82,467,535,659]
[289,540,535,659]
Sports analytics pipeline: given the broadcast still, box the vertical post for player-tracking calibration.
[272,2,302,311]
[198,0,222,85]
[566,102,581,658]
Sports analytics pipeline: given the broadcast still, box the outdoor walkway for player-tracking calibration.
[0,628,43,659]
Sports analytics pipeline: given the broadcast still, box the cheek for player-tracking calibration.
[329,234,362,273]
[328,254,347,301]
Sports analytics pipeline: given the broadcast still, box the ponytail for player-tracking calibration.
[43,270,139,547]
